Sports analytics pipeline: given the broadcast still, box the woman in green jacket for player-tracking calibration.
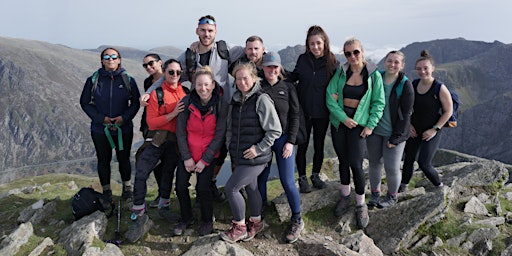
[326,38,385,229]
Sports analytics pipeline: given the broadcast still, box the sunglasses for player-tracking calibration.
[102,54,119,60]
[198,18,215,25]
[168,70,182,76]
[142,60,157,68]
[344,50,361,58]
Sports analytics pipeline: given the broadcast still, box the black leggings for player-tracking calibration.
[331,124,366,195]
[91,131,133,186]
[296,117,329,176]
[402,131,442,186]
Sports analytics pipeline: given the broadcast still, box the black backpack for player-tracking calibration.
[185,40,230,79]
[71,187,114,221]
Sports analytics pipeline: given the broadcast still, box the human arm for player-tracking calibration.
[200,98,229,165]
[389,78,414,145]
[286,83,300,144]
[250,94,282,157]
[325,68,349,128]
[176,96,192,160]
[79,76,106,124]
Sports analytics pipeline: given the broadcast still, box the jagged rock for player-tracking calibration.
[433,236,443,247]
[467,227,500,244]
[58,211,108,256]
[0,222,33,255]
[446,232,467,247]
[83,243,123,256]
[501,244,512,256]
[494,193,503,215]
[477,193,490,204]
[18,200,57,225]
[273,181,341,222]
[473,217,505,227]
[67,180,78,190]
[464,197,490,216]
[442,160,508,188]
[297,233,360,256]
[28,237,54,256]
[22,186,37,194]
[365,187,448,254]
[341,230,383,256]
[181,234,253,256]
[433,149,484,166]
[471,240,493,256]
[411,235,430,250]
[506,212,512,224]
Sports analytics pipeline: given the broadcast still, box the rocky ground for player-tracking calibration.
[1,149,512,255]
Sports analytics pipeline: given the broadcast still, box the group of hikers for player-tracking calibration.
[79,14,454,244]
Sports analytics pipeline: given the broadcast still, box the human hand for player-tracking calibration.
[343,118,358,129]
[194,161,206,173]
[243,145,258,159]
[387,142,396,148]
[331,93,339,101]
[140,94,150,107]
[167,101,185,121]
[184,158,195,173]
[422,128,437,141]
[282,143,293,159]
[189,41,199,52]
[360,127,372,138]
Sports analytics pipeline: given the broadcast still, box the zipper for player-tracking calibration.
[109,73,114,117]
[235,101,243,166]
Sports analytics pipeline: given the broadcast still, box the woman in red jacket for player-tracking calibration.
[174,66,228,236]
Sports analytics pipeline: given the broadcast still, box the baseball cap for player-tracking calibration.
[262,52,281,66]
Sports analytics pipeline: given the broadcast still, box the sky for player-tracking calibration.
[1,0,511,61]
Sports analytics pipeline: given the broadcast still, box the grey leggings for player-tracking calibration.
[367,134,405,194]
[225,164,266,221]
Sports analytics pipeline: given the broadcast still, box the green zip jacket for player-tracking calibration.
[326,61,385,130]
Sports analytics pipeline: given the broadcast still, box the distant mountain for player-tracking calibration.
[85,45,184,64]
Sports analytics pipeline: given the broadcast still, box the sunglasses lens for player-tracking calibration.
[353,50,360,55]
[111,54,118,60]
[142,60,155,68]
[102,55,110,60]
[103,54,118,60]
[168,70,181,76]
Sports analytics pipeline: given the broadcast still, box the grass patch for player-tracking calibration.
[416,209,462,241]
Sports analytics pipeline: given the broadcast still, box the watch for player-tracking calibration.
[433,125,441,131]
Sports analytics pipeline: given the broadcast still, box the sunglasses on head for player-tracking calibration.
[198,18,215,25]
[102,54,119,60]
[168,70,182,76]
[142,60,157,68]
[344,49,361,58]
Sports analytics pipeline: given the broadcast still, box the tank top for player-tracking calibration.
[343,83,367,118]
[411,81,442,133]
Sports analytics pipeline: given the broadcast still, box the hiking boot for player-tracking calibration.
[121,186,133,201]
[367,191,381,207]
[124,213,153,243]
[199,221,214,236]
[285,219,304,243]
[220,222,247,243]
[158,207,180,223]
[310,173,327,189]
[101,189,114,211]
[243,219,265,241]
[149,195,160,208]
[398,183,408,193]
[377,193,398,209]
[355,204,369,229]
[173,219,194,236]
[335,195,351,217]
[298,175,312,193]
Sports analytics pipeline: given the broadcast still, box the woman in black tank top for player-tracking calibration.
[400,50,453,192]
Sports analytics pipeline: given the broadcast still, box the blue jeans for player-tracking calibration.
[258,134,301,217]
[366,134,406,194]
[133,140,179,206]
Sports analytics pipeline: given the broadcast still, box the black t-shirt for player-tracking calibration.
[199,51,212,66]
[411,81,442,133]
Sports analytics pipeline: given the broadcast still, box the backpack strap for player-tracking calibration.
[121,71,132,99]
[185,48,197,79]
[216,40,230,62]
[90,70,132,105]
[156,87,164,107]
[89,71,100,105]
[433,79,443,99]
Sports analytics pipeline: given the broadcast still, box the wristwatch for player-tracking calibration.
[433,125,441,131]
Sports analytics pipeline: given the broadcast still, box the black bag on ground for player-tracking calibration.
[72,187,114,221]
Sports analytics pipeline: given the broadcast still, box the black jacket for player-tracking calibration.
[287,52,337,119]
[387,71,414,145]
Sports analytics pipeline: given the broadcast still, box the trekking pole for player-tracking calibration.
[106,198,122,246]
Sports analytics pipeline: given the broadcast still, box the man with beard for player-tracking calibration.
[229,35,267,78]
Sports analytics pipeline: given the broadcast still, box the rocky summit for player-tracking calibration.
[1,149,512,255]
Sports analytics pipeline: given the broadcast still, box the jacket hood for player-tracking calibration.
[341,61,378,75]
[232,81,262,103]
[98,67,126,77]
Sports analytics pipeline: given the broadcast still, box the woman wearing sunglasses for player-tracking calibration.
[174,66,228,236]
[126,59,187,243]
[80,47,140,207]
[326,38,385,229]
[136,54,164,208]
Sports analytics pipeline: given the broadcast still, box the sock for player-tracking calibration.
[355,193,365,206]
[371,189,380,193]
[249,216,262,222]
[340,184,351,197]
[291,212,301,223]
